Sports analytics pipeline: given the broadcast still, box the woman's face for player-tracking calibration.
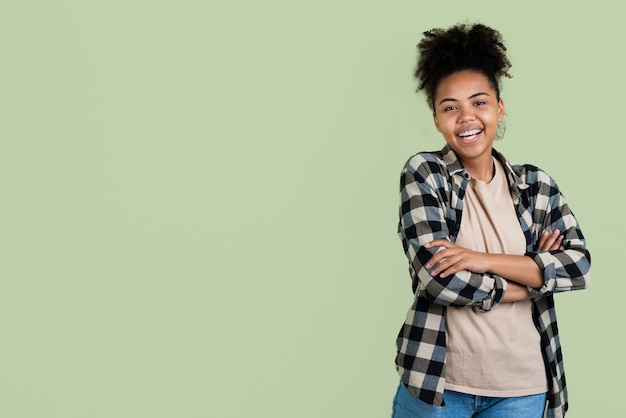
[432,70,504,172]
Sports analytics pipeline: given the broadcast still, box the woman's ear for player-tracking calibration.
[497,99,505,122]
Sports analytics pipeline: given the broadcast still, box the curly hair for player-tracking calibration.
[415,23,512,110]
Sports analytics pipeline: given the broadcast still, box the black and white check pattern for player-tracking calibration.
[396,145,591,418]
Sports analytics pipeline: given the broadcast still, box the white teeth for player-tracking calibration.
[459,129,481,137]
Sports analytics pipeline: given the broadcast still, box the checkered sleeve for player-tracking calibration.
[399,154,506,311]
[522,167,591,296]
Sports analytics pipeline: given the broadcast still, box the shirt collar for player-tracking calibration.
[440,145,530,193]
[441,145,465,176]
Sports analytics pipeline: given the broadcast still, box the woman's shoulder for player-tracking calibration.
[402,149,449,175]
[509,162,557,189]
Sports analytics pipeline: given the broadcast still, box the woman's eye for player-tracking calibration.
[443,106,455,112]
[474,100,486,106]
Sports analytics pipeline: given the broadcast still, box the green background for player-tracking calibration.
[1,1,620,417]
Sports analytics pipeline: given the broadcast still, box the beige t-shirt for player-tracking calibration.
[444,157,548,397]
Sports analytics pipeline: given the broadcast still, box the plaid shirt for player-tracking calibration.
[396,145,591,418]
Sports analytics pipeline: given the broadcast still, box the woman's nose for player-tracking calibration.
[458,107,475,122]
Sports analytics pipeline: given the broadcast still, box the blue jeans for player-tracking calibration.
[391,383,546,418]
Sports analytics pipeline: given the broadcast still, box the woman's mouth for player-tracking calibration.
[457,129,482,143]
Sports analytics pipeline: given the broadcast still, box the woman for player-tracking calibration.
[392,23,591,418]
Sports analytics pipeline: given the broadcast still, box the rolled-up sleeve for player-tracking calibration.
[524,171,591,296]
[399,156,506,310]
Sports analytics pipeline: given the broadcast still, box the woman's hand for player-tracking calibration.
[424,240,489,278]
[423,228,564,283]
[536,229,564,252]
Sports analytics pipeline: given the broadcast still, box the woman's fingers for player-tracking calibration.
[537,229,563,252]
[424,241,489,276]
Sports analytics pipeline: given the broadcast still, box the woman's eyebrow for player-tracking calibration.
[438,97,457,105]
[438,92,490,106]
[469,92,489,99]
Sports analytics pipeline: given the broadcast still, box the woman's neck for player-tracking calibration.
[463,157,495,182]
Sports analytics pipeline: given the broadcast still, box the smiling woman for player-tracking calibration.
[391,23,591,418]
[432,70,505,181]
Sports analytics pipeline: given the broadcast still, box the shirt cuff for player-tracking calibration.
[526,251,556,295]
[475,274,506,312]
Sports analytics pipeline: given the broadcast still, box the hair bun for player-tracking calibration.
[415,23,512,109]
